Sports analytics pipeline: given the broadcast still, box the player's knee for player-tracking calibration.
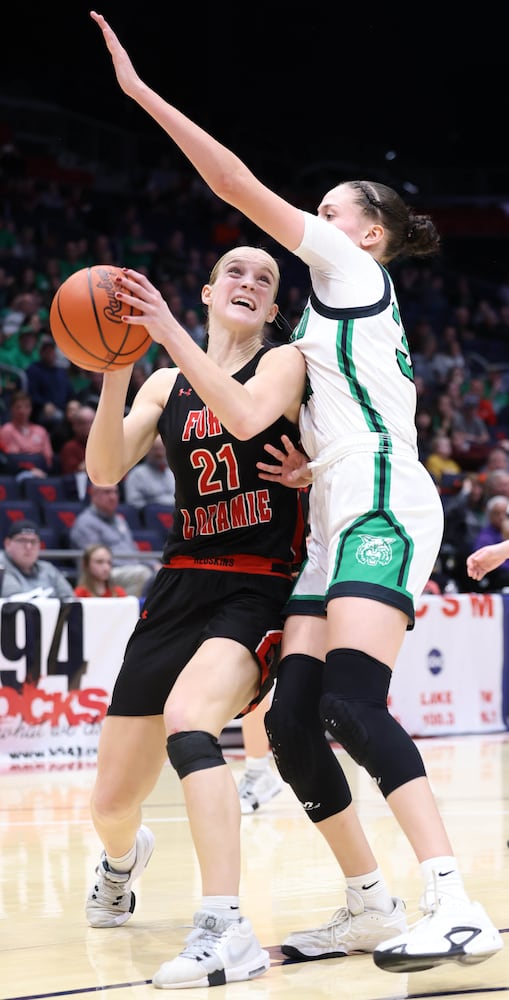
[266,655,352,820]
[320,648,426,797]
[166,730,225,780]
[265,695,309,785]
[266,660,321,786]
[265,653,324,753]
[267,699,352,819]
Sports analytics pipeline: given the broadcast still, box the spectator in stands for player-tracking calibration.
[183,307,206,348]
[58,238,89,282]
[125,359,150,410]
[409,326,440,390]
[449,427,483,473]
[444,365,465,408]
[123,434,175,509]
[155,228,188,279]
[0,388,53,476]
[431,390,456,438]
[469,495,509,590]
[442,472,486,590]
[0,316,41,371]
[26,335,75,428]
[449,304,480,356]
[465,376,497,434]
[424,432,461,487]
[413,369,436,409]
[179,270,204,313]
[481,444,509,476]
[1,290,42,339]
[484,468,509,500]
[430,325,468,389]
[450,393,491,470]
[471,299,500,362]
[69,483,158,596]
[74,543,128,597]
[486,368,509,433]
[211,207,246,250]
[122,218,157,271]
[78,370,104,411]
[59,405,96,474]
[0,519,74,599]
[49,397,81,453]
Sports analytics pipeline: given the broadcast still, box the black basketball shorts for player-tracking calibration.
[108,565,293,718]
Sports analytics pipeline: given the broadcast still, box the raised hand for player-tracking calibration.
[257,434,312,488]
[90,11,142,99]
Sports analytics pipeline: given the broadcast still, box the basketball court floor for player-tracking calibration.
[1,732,508,1000]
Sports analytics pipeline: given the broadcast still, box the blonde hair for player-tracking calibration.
[208,246,280,298]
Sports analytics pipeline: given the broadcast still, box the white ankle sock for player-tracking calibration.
[346,868,394,914]
[202,895,240,921]
[420,855,468,903]
[245,756,270,772]
[105,842,137,873]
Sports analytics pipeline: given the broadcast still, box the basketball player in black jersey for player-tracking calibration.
[90,11,504,981]
[84,246,307,988]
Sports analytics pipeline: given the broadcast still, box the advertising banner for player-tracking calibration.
[390,593,506,736]
[0,597,139,767]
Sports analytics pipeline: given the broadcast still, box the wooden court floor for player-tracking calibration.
[1,732,508,1000]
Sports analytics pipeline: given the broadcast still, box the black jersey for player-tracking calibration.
[157,348,305,568]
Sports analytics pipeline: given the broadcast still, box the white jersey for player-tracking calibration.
[286,212,444,626]
[292,212,418,468]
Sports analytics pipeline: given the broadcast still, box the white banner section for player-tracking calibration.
[0,597,139,766]
[389,593,505,736]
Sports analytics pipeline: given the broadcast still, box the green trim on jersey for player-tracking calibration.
[338,319,389,434]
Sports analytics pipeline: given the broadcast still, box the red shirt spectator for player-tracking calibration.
[58,405,95,474]
[0,389,53,473]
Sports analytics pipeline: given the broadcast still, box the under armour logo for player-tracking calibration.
[179,387,192,396]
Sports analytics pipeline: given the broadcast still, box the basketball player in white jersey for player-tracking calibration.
[91,10,503,977]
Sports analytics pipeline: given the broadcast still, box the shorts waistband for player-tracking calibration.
[308,432,417,473]
[163,554,293,579]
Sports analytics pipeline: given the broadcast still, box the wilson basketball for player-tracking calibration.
[49,264,151,372]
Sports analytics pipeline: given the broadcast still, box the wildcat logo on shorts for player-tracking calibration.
[356,534,394,566]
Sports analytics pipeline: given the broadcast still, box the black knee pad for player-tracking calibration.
[265,654,352,822]
[167,730,225,780]
[319,648,426,798]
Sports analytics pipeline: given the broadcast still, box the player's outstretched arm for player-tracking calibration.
[89,11,304,253]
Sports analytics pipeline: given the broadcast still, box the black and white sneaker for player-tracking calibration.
[373,894,503,973]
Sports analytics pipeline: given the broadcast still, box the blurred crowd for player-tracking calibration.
[2,130,509,595]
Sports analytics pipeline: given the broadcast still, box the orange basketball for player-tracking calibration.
[49,264,151,372]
